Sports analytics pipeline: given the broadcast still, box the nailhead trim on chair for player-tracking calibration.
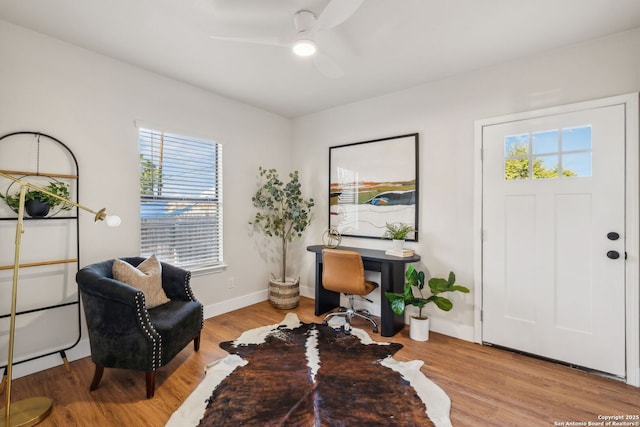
[199,304,204,330]
[184,271,196,301]
[135,292,161,371]
[183,271,204,330]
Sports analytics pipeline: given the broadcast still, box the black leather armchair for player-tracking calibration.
[76,257,203,398]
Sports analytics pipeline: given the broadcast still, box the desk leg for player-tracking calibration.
[380,263,406,337]
[314,255,340,316]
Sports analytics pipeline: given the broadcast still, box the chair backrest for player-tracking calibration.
[322,249,367,294]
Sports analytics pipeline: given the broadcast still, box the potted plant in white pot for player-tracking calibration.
[383,222,416,250]
[384,265,469,341]
[250,166,314,309]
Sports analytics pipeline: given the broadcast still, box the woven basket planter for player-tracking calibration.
[268,276,300,309]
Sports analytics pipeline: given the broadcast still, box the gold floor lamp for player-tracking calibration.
[0,171,120,427]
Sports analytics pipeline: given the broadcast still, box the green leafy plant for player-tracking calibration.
[0,181,72,212]
[250,167,314,282]
[382,222,416,240]
[385,265,470,319]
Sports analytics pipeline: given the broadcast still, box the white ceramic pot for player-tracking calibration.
[392,239,405,250]
[409,316,430,341]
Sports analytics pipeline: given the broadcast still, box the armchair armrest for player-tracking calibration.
[160,262,196,302]
[76,270,140,307]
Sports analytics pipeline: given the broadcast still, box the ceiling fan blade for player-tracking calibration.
[313,51,344,79]
[313,0,364,32]
[209,34,290,48]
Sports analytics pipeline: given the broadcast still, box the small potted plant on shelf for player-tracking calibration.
[383,222,417,250]
[0,181,73,218]
[384,265,469,341]
[250,166,314,309]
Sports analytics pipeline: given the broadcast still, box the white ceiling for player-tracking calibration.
[1,0,640,118]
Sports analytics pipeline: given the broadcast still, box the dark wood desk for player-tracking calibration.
[306,245,421,337]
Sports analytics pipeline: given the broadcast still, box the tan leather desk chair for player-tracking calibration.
[322,248,379,333]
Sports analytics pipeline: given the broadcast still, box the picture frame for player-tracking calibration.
[329,133,419,241]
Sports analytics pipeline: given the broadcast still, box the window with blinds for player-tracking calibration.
[139,128,223,270]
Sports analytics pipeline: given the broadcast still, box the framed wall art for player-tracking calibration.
[329,133,419,241]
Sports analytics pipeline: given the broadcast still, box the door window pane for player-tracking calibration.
[505,134,529,156]
[505,158,530,180]
[532,130,558,155]
[533,155,559,179]
[563,152,592,177]
[562,126,592,152]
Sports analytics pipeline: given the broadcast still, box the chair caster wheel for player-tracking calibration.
[373,327,378,333]
[322,320,328,326]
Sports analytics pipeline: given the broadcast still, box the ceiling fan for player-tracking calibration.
[209,0,364,78]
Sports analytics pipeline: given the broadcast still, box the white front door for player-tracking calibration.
[481,103,626,377]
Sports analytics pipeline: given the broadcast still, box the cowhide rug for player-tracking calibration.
[166,313,451,426]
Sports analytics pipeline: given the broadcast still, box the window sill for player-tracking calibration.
[191,264,227,277]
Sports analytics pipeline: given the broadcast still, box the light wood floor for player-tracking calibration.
[3,297,639,426]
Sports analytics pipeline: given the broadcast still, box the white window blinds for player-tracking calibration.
[139,128,223,270]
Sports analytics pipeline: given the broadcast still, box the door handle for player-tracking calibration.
[607,250,620,260]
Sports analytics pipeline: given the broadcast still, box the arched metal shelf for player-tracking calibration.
[0,131,81,379]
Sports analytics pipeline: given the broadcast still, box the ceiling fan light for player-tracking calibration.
[292,39,316,56]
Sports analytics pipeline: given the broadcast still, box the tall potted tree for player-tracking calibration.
[251,166,314,309]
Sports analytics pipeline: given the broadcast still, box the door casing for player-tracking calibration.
[473,93,640,387]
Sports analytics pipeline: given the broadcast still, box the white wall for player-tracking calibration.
[291,28,640,342]
[0,20,291,376]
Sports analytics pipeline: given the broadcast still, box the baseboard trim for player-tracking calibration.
[203,289,268,318]
[300,284,315,299]
[629,366,640,387]
[10,340,91,380]
[427,317,475,342]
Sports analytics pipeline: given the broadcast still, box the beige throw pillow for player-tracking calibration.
[112,255,170,308]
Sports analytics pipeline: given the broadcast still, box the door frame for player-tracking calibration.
[473,93,639,387]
